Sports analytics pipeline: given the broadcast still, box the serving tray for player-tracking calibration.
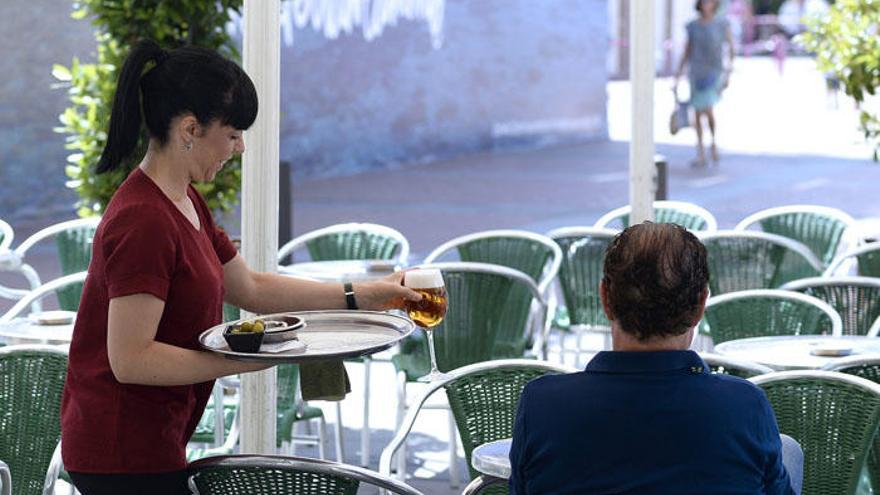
[199,310,414,363]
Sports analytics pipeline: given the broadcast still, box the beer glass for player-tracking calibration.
[404,268,449,382]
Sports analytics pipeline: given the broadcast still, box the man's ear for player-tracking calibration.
[691,287,709,326]
[599,280,614,321]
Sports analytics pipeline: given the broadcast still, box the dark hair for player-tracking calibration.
[96,39,258,174]
[602,222,709,341]
[695,0,717,13]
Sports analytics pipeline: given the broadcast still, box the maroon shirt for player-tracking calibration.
[61,168,237,473]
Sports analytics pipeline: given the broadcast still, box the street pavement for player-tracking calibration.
[3,55,880,493]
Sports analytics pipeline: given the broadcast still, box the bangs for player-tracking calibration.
[222,70,258,130]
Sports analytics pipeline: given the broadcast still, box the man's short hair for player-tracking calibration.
[602,222,709,341]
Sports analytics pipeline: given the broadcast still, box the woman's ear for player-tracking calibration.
[177,114,200,145]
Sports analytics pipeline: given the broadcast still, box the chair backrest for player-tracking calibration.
[825,243,880,277]
[698,231,823,295]
[698,352,774,378]
[702,289,842,345]
[593,200,718,231]
[188,454,424,495]
[423,230,562,295]
[406,262,545,373]
[379,359,577,483]
[781,276,880,336]
[546,227,617,329]
[0,345,68,495]
[14,218,99,312]
[0,272,88,323]
[750,370,880,495]
[0,219,13,252]
[820,354,880,492]
[735,205,855,267]
[277,223,409,264]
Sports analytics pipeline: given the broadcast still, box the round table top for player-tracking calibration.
[0,317,75,342]
[277,260,400,282]
[715,335,880,370]
[471,439,512,480]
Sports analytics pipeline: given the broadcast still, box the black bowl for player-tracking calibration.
[223,325,264,353]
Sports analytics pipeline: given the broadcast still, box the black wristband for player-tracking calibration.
[343,282,358,310]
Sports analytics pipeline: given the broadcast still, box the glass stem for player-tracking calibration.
[426,328,441,375]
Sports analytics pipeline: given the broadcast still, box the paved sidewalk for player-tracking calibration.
[3,56,880,493]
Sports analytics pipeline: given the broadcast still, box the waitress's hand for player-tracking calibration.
[353,271,422,311]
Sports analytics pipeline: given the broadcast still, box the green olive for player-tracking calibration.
[240,321,254,333]
[253,321,265,333]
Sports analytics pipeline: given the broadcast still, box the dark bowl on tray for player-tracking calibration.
[223,325,264,353]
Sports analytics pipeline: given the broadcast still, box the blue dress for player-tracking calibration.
[687,17,729,111]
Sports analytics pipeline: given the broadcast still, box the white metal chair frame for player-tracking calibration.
[380,359,577,487]
[780,276,880,335]
[868,316,880,338]
[821,354,880,372]
[394,263,546,487]
[188,454,425,495]
[545,226,619,361]
[698,352,775,376]
[0,218,100,312]
[0,272,88,324]
[0,219,13,252]
[277,222,409,466]
[704,288,844,339]
[593,200,719,231]
[0,459,9,495]
[277,222,410,265]
[824,243,880,277]
[424,229,563,360]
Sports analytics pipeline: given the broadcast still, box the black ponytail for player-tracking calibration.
[96,40,166,174]
[96,40,258,174]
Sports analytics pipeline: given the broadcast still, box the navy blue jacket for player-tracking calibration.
[509,351,793,495]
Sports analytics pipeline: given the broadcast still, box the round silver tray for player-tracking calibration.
[198,310,415,363]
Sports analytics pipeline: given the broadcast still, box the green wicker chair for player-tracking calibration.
[10,218,99,312]
[735,205,855,268]
[822,355,880,493]
[698,231,823,296]
[423,230,562,357]
[698,352,774,378]
[380,359,577,493]
[277,222,409,265]
[825,243,880,277]
[781,277,880,336]
[277,222,409,466]
[0,272,87,330]
[188,366,332,462]
[0,345,68,495]
[391,263,545,486]
[593,200,718,231]
[546,227,617,358]
[751,370,880,495]
[188,454,423,495]
[702,289,842,346]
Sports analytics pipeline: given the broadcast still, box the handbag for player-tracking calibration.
[669,92,690,135]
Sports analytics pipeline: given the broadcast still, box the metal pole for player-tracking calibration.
[241,0,280,454]
[629,0,656,223]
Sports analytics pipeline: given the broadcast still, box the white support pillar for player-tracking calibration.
[241,0,281,454]
[629,0,656,224]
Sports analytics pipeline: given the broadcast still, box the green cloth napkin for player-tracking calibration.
[300,360,351,401]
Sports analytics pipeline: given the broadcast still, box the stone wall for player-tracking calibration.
[0,0,608,225]
[0,0,94,227]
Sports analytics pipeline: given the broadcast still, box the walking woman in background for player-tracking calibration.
[60,40,420,494]
[675,0,735,166]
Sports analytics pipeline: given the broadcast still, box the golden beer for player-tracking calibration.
[406,286,448,328]
[404,269,448,328]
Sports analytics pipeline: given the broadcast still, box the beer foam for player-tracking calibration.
[405,269,444,289]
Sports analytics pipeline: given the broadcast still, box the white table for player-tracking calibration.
[462,439,511,494]
[0,317,74,343]
[278,260,400,282]
[715,335,880,370]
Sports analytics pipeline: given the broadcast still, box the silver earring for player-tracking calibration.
[184,142,193,151]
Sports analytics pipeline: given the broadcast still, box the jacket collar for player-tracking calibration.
[585,350,709,375]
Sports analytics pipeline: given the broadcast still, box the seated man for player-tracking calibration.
[509,222,795,495]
